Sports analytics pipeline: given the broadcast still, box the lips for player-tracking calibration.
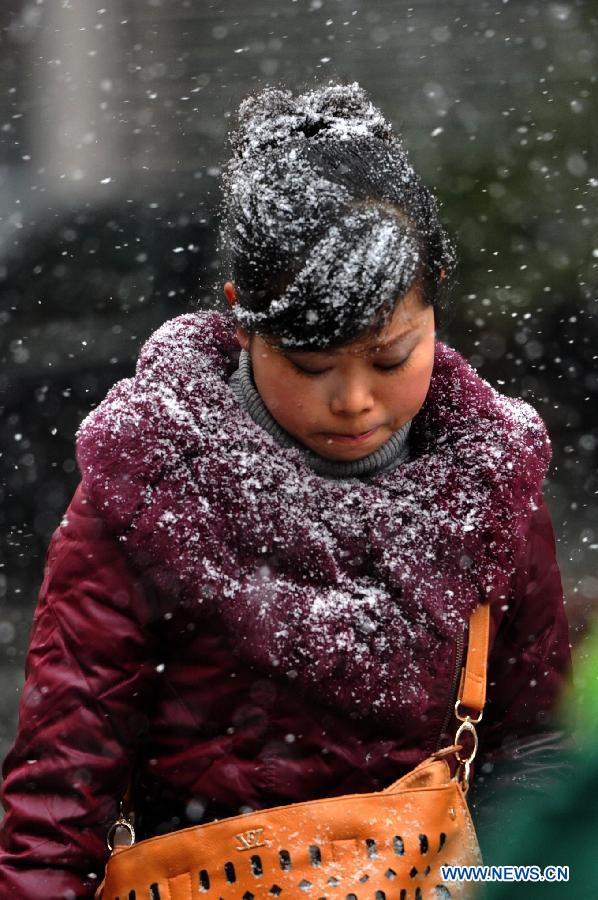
[338,429,377,438]
[322,427,379,444]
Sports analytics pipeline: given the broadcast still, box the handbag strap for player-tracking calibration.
[457,602,491,720]
[450,602,491,793]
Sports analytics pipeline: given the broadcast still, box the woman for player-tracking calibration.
[0,81,571,897]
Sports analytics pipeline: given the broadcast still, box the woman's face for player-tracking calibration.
[234,285,436,462]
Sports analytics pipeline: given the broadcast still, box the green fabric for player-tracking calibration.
[480,628,598,899]
[572,625,598,745]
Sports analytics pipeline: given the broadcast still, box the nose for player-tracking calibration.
[329,372,375,417]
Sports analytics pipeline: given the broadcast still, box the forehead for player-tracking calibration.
[308,287,430,355]
[352,306,424,351]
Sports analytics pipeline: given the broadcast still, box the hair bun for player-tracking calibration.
[231,87,299,158]
[302,82,392,140]
[229,81,394,159]
[236,86,297,133]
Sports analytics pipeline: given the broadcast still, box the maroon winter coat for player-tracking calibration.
[0,312,571,898]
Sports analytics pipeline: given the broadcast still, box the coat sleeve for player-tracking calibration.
[469,491,574,850]
[0,483,159,899]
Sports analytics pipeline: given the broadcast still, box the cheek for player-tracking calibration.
[285,380,319,413]
[260,382,285,412]
[258,370,313,416]
[281,380,331,433]
[411,374,432,409]
[409,336,435,396]
[408,357,435,408]
[387,360,433,418]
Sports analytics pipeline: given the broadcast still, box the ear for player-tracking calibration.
[223,281,237,306]
[236,325,251,351]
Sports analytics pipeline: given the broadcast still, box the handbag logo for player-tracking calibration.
[234,827,266,851]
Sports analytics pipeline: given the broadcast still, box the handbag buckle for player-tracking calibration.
[453,711,480,795]
[454,699,483,725]
[106,802,136,851]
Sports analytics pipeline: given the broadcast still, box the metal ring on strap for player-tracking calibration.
[106,816,136,851]
[454,698,484,724]
[454,718,479,766]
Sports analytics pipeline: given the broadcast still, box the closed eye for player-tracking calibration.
[290,353,413,377]
[374,353,412,372]
[290,361,332,376]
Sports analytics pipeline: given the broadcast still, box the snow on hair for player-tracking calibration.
[230,82,394,158]
[219,80,455,350]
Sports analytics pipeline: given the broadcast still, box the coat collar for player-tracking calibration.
[77,311,551,726]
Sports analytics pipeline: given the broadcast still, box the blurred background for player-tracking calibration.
[0,0,596,763]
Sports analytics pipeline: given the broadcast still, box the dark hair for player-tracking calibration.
[219,81,455,351]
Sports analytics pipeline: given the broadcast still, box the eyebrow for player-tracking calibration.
[280,323,419,358]
[366,324,419,352]
[324,323,419,355]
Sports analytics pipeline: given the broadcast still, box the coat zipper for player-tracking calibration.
[435,625,466,751]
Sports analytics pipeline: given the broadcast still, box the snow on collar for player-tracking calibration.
[77,311,551,726]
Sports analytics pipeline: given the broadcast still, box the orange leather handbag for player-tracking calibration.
[97,604,489,900]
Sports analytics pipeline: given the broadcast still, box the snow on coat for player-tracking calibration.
[0,310,571,898]
[76,310,551,729]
